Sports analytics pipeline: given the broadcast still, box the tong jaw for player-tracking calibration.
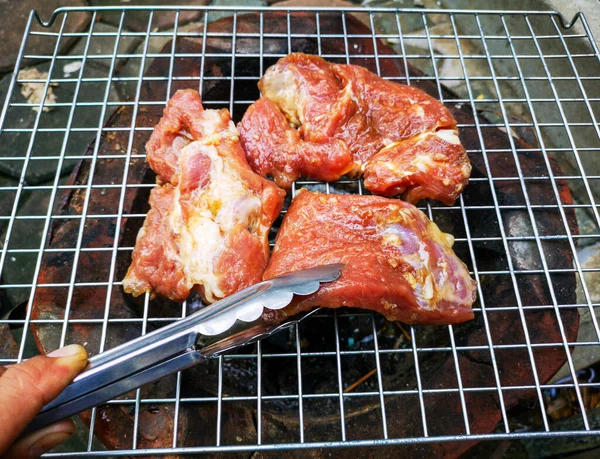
[198,263,343,335]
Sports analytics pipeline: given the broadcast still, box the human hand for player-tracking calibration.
[0,344,88,458]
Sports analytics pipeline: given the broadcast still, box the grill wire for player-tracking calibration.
[1,4,600,456]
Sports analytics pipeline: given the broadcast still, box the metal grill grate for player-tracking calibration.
[1,5,600,456]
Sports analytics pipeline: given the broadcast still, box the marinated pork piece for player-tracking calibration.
[240,53,471,204]
[263,190,476,325]
[239,97,353,189]
[145,89,236,185]
[122,184,188,301]
[123,90,286,303]
[363,130,470,206]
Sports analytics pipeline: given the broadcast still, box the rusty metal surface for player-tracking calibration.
[30,12,579,457]
[0,324,19,359]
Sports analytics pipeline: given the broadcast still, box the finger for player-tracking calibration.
[0,344,88,455]
[4,420,75,459]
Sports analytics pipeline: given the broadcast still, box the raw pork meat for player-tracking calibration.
[263,190,476,325]
[123,90,285,303]
[239,53,471,204]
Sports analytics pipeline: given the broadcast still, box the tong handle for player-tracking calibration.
[26,349,203,435]
[29,311,320,433]
[41,329,198,413]
[41,281,273,413]
[28,264,343,434]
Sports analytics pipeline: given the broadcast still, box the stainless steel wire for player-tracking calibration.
[1,5,600,456]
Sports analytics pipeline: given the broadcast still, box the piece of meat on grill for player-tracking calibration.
[330,63,458,164]
[123,90,286,303]
[238,97,353,189]
[145,89,238,186]
[240,53,471,204]
[363,130,471,206]
[262,190,477,325]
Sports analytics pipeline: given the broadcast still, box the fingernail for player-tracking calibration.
[20,421,75,458]
[28,431,73,457]
[48,344,85,358]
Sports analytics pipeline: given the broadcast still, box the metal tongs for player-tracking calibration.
[26,264,343,434]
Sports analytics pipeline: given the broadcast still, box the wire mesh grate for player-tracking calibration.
[1,4,600,456]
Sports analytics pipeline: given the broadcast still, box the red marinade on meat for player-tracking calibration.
[123,89,286,303]
[263,190,477,325]
[239,53,471,205]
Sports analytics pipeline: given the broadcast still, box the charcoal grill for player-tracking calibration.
[1,4,600,457]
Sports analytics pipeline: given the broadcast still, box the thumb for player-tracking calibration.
[0,344,88,456]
